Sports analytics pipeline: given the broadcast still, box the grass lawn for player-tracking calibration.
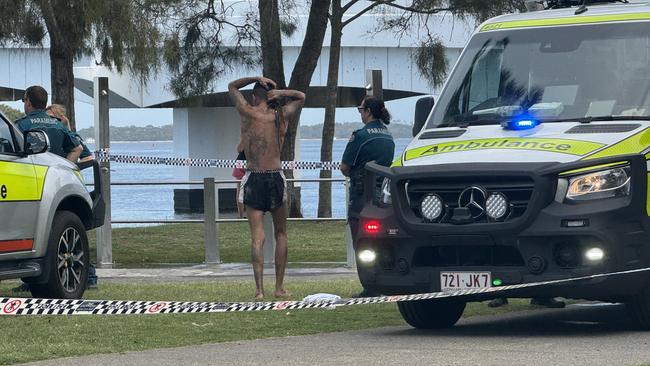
[0,278,537,365]
[89,222,347,267]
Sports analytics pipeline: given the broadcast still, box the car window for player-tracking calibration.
[0,119,15,154]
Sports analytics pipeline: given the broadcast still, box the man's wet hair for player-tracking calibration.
[25,85,48,110]
[252,82,273,101]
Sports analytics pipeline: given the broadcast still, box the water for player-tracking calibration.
[83,138,411,221]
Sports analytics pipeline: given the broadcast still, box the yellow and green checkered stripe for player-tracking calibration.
[583,128,650,161]
[0,161,47,202]
[391,156,403,168]
[647,152,650,216]
[481,12,650,32]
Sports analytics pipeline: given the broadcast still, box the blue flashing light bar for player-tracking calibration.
[501,114,540,130]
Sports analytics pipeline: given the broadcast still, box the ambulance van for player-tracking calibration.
[356,1,650,329]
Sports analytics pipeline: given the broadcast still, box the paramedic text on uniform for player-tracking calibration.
[16,86,82,162]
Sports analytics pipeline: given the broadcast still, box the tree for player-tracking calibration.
[0,104,25,122]
[166,0,331,217]
[316,0,526,217]
[0,0,167,130]
[163,0,260,98]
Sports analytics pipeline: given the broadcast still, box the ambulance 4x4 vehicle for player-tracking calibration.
[357,1,650,329]
[0,112,103,299]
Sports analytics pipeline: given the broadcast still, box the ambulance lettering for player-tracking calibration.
[405,138,604,161]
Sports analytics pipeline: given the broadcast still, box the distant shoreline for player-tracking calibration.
[79,122,414,141]
[87,140,174,144]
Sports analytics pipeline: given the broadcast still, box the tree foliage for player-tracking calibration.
[163,0,304,98]
[0,0,168,129]
[163,0,260,97]
[1,0,167,77]
[0,104,25,122]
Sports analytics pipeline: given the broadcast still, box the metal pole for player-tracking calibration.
[263,213,276,265]
[365,69,384,100]
[94,77,112,268]
[345,178,355,268]
[203,178,219,264]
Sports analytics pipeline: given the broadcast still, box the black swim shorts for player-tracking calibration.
[239,170,286,212]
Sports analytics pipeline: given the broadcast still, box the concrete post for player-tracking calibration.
[203,178,220,264]
[94,77,113,268]
[263,213,276,265]
[365,69,384,100]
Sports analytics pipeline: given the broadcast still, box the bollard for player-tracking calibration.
[203,177,220,264]
[94,77,113,268]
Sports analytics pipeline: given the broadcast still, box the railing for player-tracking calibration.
[90,177,355,268]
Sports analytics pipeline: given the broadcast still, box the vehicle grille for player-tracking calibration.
[413,245,525,267]
[406,176,535,224]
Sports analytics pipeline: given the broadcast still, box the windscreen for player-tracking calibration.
[427,22,650,128]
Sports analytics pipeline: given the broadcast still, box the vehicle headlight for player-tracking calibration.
[420,193,444,221]
[380,178,392,205]
[565,166,631,201]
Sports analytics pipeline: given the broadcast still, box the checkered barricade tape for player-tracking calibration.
[2,267,649,316]
[95,150,341,171]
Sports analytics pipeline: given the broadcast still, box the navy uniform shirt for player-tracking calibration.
[16,110,81,158]
[342,120,395,217]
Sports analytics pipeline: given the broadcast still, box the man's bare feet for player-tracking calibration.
[274,289,291,298]
[255,292,264,300]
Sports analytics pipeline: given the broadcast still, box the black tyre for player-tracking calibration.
[626,277,650,330]
[30,211,89,299]
[398,299,466,329]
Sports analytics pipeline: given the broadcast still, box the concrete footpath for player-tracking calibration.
[96,263,358,282]
[19,303,650,366]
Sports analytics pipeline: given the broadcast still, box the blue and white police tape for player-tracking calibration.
[2,266,649,316]
[95,150,341,171]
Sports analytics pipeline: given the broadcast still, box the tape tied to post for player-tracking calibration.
[94,150,341,171]
[2,266,648,316]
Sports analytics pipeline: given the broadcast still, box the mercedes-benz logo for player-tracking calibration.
[458,186,487,219]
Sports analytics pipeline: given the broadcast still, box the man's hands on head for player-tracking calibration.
[258,76,277,90]
[267,90,282,105]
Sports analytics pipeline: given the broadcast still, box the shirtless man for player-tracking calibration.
[228,76,305,299]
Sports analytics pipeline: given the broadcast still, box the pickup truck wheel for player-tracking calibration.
[626,277,650,330]
[398,299,466,329]
[30,211,89,299]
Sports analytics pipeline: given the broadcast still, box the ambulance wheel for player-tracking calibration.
[627,277,650,330]
[30,211,89,299]
[398,299,466,329]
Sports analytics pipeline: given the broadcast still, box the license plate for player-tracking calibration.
[440,271,491,292]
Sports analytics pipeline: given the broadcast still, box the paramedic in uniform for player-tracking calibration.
[16,85,82,162]
[341,96,395,297]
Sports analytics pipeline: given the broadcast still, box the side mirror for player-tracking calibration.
[24,130,49,155]
[413,96,435,137]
